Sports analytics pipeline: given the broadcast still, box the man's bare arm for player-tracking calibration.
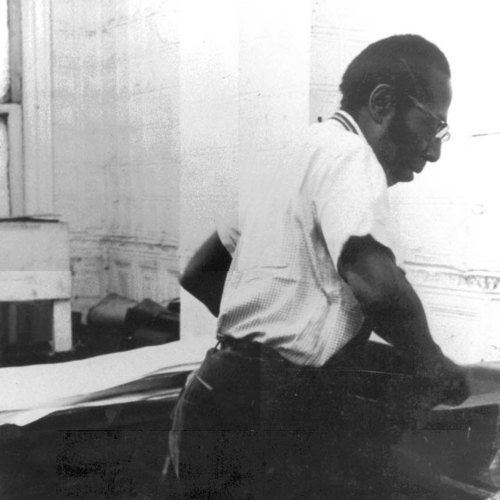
[338,235,469,405]
[180,231,232,317]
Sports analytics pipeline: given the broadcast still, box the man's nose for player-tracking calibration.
[425,138,442,163]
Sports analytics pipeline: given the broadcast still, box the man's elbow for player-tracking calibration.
[358,284,425,334]
[358,288,399,318]
[179,269,196,295]
[346,273,403,318]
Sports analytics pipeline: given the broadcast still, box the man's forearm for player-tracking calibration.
[368,283,469,405]
[338,236,443,370]
[367,280,443,371]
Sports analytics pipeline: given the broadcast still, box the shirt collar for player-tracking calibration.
[330,110,363,137]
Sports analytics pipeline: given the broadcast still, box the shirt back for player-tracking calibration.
[217,112,398,366]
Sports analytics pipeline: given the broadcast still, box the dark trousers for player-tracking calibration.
[167,340,384,499]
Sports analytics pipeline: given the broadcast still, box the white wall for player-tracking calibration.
[178,0,311,338]
[51,0,181,315]
[0,0,9,216]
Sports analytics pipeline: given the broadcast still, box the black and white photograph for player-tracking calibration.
[0,1,499,498]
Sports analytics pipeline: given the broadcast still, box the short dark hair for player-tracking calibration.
[340,34,450,114]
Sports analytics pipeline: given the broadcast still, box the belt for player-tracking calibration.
[218,336,263,358]
[218,336,294,366]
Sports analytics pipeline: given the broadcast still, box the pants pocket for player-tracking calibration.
[168,371,217,481]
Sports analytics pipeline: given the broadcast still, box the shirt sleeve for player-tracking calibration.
[216,212,240,256]
[309,139,397,268]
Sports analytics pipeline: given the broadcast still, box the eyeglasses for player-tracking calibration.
[399,58,451,143]
[406,94,451,143]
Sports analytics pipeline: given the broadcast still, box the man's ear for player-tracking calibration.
[368,84,396,124]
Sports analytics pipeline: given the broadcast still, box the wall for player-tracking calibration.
[0,0,9,216]
[51,0,181,315]
[178,0,311,338]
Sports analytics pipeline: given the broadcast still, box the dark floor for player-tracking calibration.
[0,401,174,500]
[0,400,491,499]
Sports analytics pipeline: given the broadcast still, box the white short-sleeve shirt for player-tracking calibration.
[216,111,400,367]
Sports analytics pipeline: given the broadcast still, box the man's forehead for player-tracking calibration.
[426,68,452,113]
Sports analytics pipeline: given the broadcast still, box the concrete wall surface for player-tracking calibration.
[51,0,181,315]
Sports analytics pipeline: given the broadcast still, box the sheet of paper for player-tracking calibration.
[0,336,212,412]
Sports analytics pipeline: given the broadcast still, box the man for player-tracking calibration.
[170,34,469,499]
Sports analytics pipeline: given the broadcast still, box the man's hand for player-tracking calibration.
[417,352,470,407]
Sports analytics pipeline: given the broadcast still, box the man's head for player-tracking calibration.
[340,34,452,185]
